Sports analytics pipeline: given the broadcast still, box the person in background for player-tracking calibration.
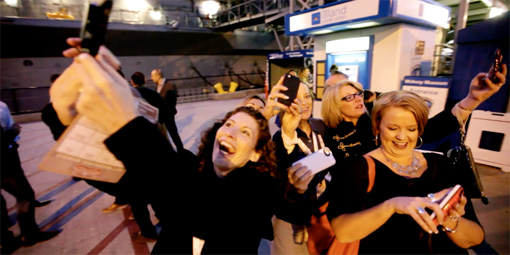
[325,70,348,88]
[299,67,315,101]
[327,90,486,254]
[268,81,327,255]
[1,101,60,253]
[150,68,184,152]
[238,94,266,112]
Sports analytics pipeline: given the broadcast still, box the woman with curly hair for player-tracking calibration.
[45,41,283,254]
[192,106,281,254]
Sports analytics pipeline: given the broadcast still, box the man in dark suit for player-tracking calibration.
[150,69,184,152]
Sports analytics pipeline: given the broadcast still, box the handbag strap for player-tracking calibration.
[363,155,376,192]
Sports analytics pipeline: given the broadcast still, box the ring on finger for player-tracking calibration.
[417,207,426,214]
[427,193,437,202]
[449,214,459,221]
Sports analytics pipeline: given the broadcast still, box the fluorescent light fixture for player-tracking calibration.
[326,36,370,53]
[5,0,18,7]
[489,7,505,18]
[150,10,162,20]
[200,0,221,16]
[309,29,334,35]
[125,0,149,11]
[345,21,380,29]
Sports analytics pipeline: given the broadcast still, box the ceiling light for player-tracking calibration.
[150,10,162,20]
[309,29,334,35]
[345,21,380,29]
[199,0,220,17]
[5,0,18,7]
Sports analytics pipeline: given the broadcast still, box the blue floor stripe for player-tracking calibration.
[8,179,80,225]
[38,179,80,201]
[46,191,104,232]
[38,186,97,228]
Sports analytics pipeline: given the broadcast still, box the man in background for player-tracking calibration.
[150,69,184,152]
[1,101,60,253]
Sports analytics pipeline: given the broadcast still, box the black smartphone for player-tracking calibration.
[80,0,113,56]
[487,48,502,83]
[277,73,301,106]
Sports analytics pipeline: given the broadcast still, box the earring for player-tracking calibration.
[375,134,379,146]
[416,136,423,148]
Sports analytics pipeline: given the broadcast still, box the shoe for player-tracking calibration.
[34,200,53,207]
[102,203,128,213]
[0,235,21,254]
[130,232,157,243]
[21,230,61,246]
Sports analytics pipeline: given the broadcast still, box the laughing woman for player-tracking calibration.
[327,91,487,254]
[45,42,282,254]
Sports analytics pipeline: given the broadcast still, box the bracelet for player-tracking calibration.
[441,217,460,233]
[457,102,473,112]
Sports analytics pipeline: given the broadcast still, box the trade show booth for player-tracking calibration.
[286,0,451,99]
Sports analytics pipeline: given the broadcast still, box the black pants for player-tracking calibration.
[1,144,39,239]
[86,176,157,238]
[164,114,183,151]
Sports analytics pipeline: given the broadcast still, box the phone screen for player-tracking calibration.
[277,74,301,106]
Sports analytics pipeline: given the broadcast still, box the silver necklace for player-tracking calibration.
[380,149,421,176]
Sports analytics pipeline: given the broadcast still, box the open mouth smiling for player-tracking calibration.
[219,140,235,154]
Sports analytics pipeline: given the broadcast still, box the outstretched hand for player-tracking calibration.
[63,37,121,71]
[463,63,507,109]
[50,38,138,134]
[74,53,138,135]
[261,75,291,119]
[281,99,302,138]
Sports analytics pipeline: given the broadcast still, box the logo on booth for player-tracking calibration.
[312,12,321,25]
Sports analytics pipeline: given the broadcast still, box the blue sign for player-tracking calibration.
[312,12,321,25]
[267,49,314,60]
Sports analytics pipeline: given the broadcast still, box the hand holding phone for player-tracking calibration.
[486,48,503,84]
[276,73,301,107]
[292,147,336,175]
[430,185,464,225]
[80,0,113,56]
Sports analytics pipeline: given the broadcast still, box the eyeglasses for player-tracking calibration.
[341,91,364,102]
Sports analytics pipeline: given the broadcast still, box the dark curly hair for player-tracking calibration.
[197,106,278,179]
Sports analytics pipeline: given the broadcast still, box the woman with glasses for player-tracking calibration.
[322,80,463,160]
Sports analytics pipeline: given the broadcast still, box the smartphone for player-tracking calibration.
[80,0,113,56]
[430,185,464,225]
[276,73,301,107]
[486,48,502,83]
[292,147,336,175]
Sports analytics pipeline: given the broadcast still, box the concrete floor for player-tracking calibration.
[3,96,509,254]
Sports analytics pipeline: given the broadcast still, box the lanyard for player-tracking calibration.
[296,131,324,155]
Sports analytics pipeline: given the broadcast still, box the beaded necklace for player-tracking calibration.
[380,148,421,176]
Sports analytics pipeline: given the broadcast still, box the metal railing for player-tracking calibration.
[1,73,265,115]
[213,0,287,26]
